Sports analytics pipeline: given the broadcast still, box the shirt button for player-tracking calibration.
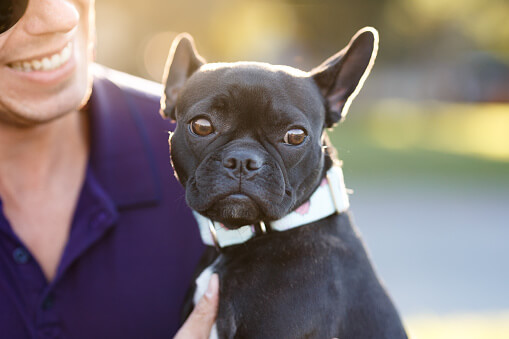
[12,247,30,264]
[42,295,54,310]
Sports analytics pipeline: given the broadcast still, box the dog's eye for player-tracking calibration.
[190,118,214,136]
[284,128,307,145]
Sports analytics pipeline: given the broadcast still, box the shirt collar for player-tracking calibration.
[88,66,162,209]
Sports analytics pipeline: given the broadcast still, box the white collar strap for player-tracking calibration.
[192,165,350,249]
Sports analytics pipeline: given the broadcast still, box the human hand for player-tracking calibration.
[174,274,219,339]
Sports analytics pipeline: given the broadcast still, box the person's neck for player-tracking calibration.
[0,110,90,204]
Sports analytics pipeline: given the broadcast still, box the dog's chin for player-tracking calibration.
[204,194,262,229]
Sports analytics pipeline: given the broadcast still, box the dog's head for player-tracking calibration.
[162,28,378,228]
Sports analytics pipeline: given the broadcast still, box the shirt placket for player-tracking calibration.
[0,216,60,339]
[0,167,118,339]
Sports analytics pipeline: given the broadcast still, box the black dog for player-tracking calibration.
[161,28,407,339]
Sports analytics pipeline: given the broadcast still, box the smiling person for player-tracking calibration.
[0,0,217,338]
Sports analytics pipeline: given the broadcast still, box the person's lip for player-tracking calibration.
[4,42,77,85]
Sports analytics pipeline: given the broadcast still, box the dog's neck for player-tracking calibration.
[192,165,350,249]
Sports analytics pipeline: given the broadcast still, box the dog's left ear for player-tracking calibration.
[310,27,378,127]
[160,33,206,120]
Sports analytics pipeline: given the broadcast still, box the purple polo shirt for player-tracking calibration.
[0,66,205,339]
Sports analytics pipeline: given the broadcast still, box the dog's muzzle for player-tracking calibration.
[193,165,350,249]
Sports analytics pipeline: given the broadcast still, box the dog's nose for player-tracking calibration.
[223,150,263,174]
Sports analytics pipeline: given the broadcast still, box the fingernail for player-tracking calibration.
[205,274,219,299]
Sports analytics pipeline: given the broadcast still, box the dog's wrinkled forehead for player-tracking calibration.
[176,62,325,128]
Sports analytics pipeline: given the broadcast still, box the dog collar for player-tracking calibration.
[192,165,350,249]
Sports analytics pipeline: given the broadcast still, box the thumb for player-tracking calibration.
[174,274,219,339]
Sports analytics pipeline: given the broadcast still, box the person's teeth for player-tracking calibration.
[9,42,72,72]
[32,60,42,71]
[23,61,32,72]
[61,45,71,62]
[50,54,61,67]
[42,57,52,71]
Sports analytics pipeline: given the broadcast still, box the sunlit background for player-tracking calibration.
[95,0,509,338]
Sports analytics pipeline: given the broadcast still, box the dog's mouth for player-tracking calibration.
[186,180,293,229]
[205,193,262,228]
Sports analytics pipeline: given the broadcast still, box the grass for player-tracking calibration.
[327,100,509,189]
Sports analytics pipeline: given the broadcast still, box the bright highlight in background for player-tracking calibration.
[368,101,509,162]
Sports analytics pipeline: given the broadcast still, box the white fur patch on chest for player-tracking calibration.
[194,262,219,339]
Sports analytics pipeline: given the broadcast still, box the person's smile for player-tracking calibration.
[8,41,73,72]
[5,40,77,85]
[0,0,93,124]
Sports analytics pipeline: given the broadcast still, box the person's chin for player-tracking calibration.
[1,86,87,128]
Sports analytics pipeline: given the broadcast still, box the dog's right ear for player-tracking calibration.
[160,33,206,120]
[310,27,378,127]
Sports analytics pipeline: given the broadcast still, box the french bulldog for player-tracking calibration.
[161,27,407,339]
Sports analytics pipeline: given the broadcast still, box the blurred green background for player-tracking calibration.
[95,0,509,338]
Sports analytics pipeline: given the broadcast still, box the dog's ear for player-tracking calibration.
[310,27,378,127]
[160,33,206,120]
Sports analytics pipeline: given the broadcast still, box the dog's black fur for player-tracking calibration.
[161,28,407,338]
